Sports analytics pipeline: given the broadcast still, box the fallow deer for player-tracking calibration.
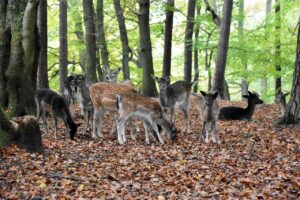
[103,65,135,89]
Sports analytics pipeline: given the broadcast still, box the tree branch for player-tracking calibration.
[203,0,221,27]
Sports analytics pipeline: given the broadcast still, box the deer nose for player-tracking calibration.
[105,77,109,81]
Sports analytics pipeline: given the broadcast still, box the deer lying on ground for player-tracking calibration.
[89,82,138,139]
[193,91,220,143]
[70,74,94,130]
[35,89,80,140]
[153,76,196,133]
[275,92,289,117]
[218,91,263,120]
[103,65,135,89]
[116,92,177,144]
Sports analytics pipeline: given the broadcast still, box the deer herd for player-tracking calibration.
[35,66,285,145]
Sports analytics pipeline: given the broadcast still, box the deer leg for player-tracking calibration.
[117,117,126,144]
[41,111,49,137]
[181,104,190,133]
[51,112,58,140]
[110,113,117,135]
[97,108,105,138]
[200,121,206,142]
[152,123,164,144]
[143,121,150,145]
[213,121,220,144]
[92,108,98,138]
[128,119,136,141]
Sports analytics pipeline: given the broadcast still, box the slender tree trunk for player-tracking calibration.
[113,0,130,80]
[37,0,48,89]
[59,0,68,94]
[184,0,196,83]
[279,19,300,125]
[138,0,157,96]
[0,0,9,107]
[275,0,282,97]
[238,0,248,98]
[162,0,174,77]
[193,4,200,93]
[96,0,108,80]
[207,50,213,92]
[261,0,272,95]
[213,0,233,99]
[83,0,98,83]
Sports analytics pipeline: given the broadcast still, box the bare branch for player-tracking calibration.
[203,0,221,27]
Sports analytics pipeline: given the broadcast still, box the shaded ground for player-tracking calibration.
[1,100,300,199]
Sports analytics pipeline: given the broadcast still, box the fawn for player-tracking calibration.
[35,89,80,140]
[70,74,94,130]
[116,92,177,144]
[153,76,196,133]
[193,91,220,143]
[89,82,137,139]
[275,92,289,117]
[219,91,263,120]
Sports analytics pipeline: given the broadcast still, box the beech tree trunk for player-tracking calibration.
[114,0,130,80]
[162,0,174,77]
[83,0,98,83]
[138,0,157,97]
[37,0,49,89]
[274,0,282,97]
[279,19,300,125]
[213,0,233,99]
[184,0,196,83]
[0,0,9,107]
[193,5,200,93]
[59,0,68,94]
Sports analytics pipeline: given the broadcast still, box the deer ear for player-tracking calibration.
[117,67,122,73]
[165,76,170,83]
[242,95,249,99]
[200,91,207,97]
[102,65,109,72]
[213,92,218,99]
[152,75,159,82]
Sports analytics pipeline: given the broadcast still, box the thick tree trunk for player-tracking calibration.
[274,0,282,97]
[6,0,36,116]
[193,5,200,93]
[83,0,98,83]
[238,0,248,98]
[96,0,108,81]
[59,0,68,94]
[213,0,233,99]
[0,109,44,153]
[0,0,9,107]
[184,0,196,83]
[37,0,49,89]
[114,0,130,80]
[138,0,157,97]
[279,19,300,125]
[162,0,174,77]
[261,0,272,96]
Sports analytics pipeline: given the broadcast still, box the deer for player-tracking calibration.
[116,92,177,144]
[275,92,289,117]
[35,89,80,140]
[89,82,138,139]
[192,91,220,144]
[63,74,77,105]
[70,74,94,130]
[218,91,263,120]
[153,76,196,133]
[103,65,135,89]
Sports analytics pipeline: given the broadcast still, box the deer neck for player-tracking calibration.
[245,99,256,117]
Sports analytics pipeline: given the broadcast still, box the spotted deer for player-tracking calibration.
[116,92,177,144]
[89,82,137,139]
[153,76,196,133]
[35,89,80,140]
[275,92,289,117]
[193,91,220,144]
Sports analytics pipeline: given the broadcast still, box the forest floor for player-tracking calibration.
[0,99,300,199]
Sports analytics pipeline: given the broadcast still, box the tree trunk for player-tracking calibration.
[238,0,248,98]
[0,0,9,107]
[279,19,300,125]
[274,0,282,97]
[212,0,233,99]
[162,0,174,77]
[114,0,130,80]
[83,0,98,83]
[6,0,37,116]
[59,0,68,94]
[184,0,196,83]
[138,0,157,97]
[0,109,44,153]
[193,4,200,93]
[37,0,48,89]
[96,0,108,81]
[261,0,272,96]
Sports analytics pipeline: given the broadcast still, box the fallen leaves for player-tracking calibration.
[0,102,300,198]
